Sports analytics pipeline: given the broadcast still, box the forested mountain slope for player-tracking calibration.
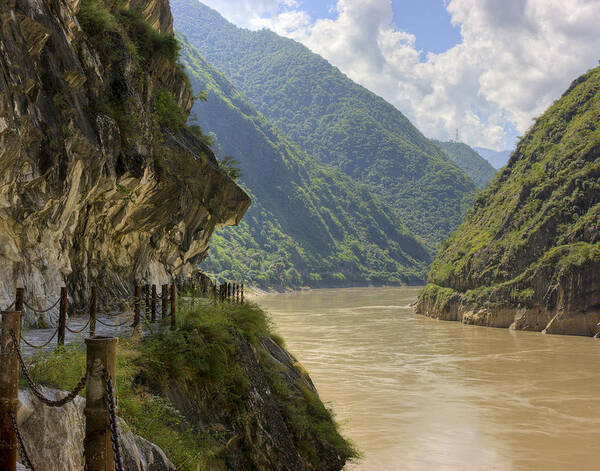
[432,140,497,188]
[178,37,431,288]
[171,0,477,247]
[417,66,600,337]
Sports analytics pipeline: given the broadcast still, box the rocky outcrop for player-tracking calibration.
[16,387,175,470]
[0,0,250,324]
[416,66,600,337]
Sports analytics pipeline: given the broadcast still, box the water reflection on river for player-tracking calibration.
[257,287,600,471]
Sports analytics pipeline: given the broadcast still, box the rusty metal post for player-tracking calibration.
[0,310,22,471]
[241,283,244,304]
[84,336,118,471]
[161,285,168,320]
[90,286,97,338]
[144,284,150,320]
[57,287,67,347]
[170,285,176,329]
[14,289,23,314]
[151,285,157,323]
[133,285,141,327]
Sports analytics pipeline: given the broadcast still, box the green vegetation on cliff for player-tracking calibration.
[177,36,431,288]
[432,140,497,188]
[29,302,356,470]
[170,0,477,247]
[420,65,600,313]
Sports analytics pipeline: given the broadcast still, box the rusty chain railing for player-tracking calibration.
[104,370,124,471]
[11,331,87,408]
[8,411,35,471]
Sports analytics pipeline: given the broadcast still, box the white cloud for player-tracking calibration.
[201,0,600,150]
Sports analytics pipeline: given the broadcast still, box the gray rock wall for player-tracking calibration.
[17,387,175,470]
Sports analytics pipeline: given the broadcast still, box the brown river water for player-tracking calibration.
[257,287,600,471]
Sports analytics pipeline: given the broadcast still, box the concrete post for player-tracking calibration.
[133,285,141,327]
[57,287,67,347]
[161,285,168,320]
[90,287,97,338]
[151,285,157,323]
[170,285,176,330]
[144,285,150,320]
[0,311,22,471]
[14,289,23,314]
[84,336,118,471]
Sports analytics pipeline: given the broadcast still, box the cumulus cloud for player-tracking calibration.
[201,0,600,150]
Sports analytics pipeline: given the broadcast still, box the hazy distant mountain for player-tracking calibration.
[432,140,497,188]
[178,36,431,288]
[171,0,477,248]
[473,147,512,169]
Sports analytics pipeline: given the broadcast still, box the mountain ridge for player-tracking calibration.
[171,0,478,247]
[177,35,431,288]
[416,65,600,337]
[432,140,497,188]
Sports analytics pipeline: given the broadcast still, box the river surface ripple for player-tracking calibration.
[257,286,600,471]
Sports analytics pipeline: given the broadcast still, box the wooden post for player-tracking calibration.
[161,285,168,320]
[14,289,23,314]
[236,284,240,303]
[170,285,176,330]
[133,285,141,327]
[151,284,157,323]
[0,310,22,471]
[241,283,244,304]
[90,286,97,338]
[84,336,118,471]
[57,287,67,347]
[144,284,150,320]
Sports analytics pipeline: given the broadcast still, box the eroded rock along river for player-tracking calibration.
[257,287,600,471]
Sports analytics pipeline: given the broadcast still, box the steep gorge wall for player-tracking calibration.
[416,66,600,337]
[0,0,249,322]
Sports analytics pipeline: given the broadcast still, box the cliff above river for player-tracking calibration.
[416,65,600,337]
[0,0,249,322]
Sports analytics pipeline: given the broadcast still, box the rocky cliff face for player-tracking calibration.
[416,66,600,337]
[0,0,249,323]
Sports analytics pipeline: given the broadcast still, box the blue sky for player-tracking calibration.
[297,0,461,56]
[199,0,600,151]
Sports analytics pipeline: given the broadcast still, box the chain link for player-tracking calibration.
[23,297,61,314]
[104,371,124,471]
[95,317,131,328]
[65,318,91,334]
[11,331,87,407]
[2,300,16,311]
[21,329,58,349]
[9,410,35,470]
